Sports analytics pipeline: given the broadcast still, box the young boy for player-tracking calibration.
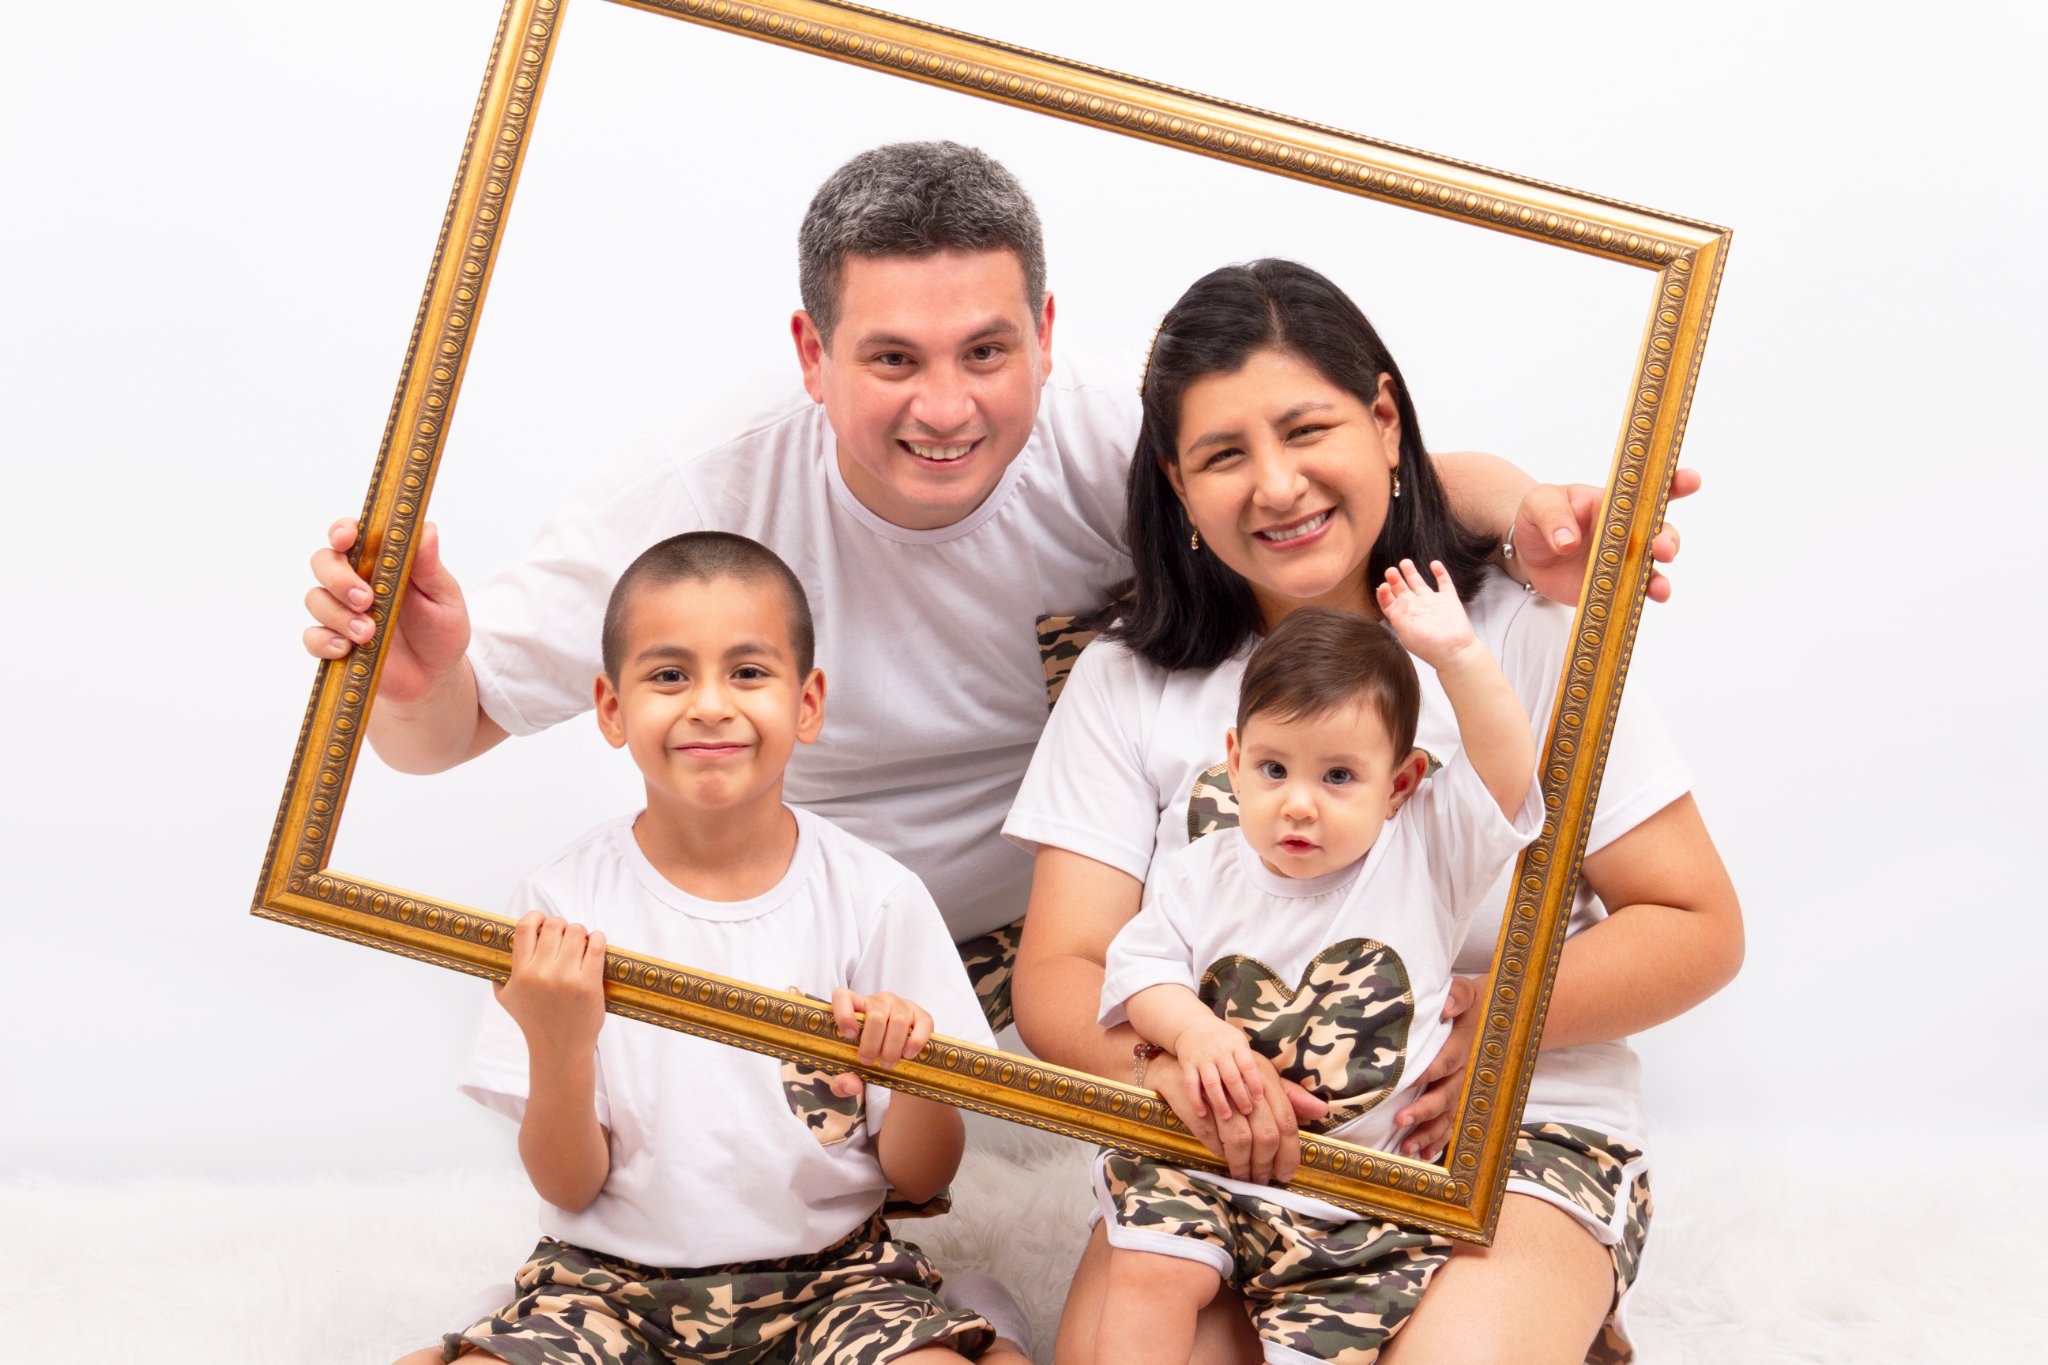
[425,532,1024,1365]
[1089,560,1543,1365]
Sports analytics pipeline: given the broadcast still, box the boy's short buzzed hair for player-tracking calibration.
[602,532,815,681]
[1237,608,1420,761]
[797,141,1047,345]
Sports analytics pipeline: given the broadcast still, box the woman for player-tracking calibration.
[1004,260,1741,1363]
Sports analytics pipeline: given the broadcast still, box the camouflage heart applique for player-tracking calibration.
[1187,761,1240,842]
[781,1058,864,1147]
[1199,937,1414,1133]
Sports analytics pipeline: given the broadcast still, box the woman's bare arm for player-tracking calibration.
[1393,793,1741,1151]
[1011,847,1151,1079]
[1535,793,1743,1049]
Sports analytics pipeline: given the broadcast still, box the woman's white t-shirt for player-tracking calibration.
[458,806,999,1268]
[1005,573,1691,1149]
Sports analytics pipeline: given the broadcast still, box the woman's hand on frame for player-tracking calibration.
[1513,468,1698,606]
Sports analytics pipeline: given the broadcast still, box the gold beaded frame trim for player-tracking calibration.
[253,0,1728,1245]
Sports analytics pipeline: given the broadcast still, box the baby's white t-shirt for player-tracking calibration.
[1099,754,1538,1219]
[463,368,1137,941]
[458,806,998,1268]
[1006,574,1691,1149]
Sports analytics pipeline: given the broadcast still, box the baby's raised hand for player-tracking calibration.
[1172,1015,1267,1122]
[1376,558,1478,668]
[827,989,935,1098]
[494,910,607,1061]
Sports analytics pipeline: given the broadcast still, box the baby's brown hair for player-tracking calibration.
[1236,608,1419,760]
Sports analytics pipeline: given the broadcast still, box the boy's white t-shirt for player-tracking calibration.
[458,806,999,1269]
[464,368,1137,942]
[1005,574,1692,1149]
[1099,753,1539,1219]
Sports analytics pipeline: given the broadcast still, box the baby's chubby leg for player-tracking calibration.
[1088,1245,1227,1365]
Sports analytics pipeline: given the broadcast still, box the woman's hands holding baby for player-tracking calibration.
[1147,1025,1330,1187]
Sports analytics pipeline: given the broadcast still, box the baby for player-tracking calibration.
[1090,560,1541,1365]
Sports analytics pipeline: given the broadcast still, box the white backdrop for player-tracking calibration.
[5,0,2044,1207]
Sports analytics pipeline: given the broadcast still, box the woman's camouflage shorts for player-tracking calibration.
[1094,1152,1453,1364]
[443,1214,994,1365]
[1506,1123,1652,1365]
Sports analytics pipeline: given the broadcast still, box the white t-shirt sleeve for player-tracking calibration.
[465,442,709,737]
[847,873,1000,1054]
[1408,749,1543,917]
[1098,852,1203,1029]
[1003,643,1161,883]
[454,880,613,1131]
[1489,586,1691,857]
[845,870,998,1135]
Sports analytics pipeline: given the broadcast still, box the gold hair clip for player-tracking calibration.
[1136,315,1169,397]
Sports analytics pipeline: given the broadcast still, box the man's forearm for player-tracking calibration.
[366,659,504,774]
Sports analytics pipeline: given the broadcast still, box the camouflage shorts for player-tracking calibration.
[1095,1152,1452,1364]
[444,1214,994,1365]
[1506,1123,1653,1365]
[954,916,1023,1034]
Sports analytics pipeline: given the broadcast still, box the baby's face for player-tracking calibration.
[1228,702,1413,880]
[595,574,823,817]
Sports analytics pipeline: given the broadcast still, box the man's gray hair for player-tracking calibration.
[798,142,1046,344]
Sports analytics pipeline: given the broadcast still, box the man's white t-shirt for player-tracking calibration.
[1005,574,1691,1152]
[465,369,1137,941]
[458,806,999,1268]
[1099,753,1539,1219]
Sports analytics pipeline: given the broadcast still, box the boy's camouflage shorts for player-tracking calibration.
[1507,1123,1652,1365]
[1094,1152,1453,1365]
[442,1214,994,1365]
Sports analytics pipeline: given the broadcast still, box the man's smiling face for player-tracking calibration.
[794,247,1054,532]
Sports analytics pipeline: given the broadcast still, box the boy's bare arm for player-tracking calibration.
[497,910,612,1212]
[1377,559,1536,813]
[874,1095,965,1206]
[828,988,962,1205]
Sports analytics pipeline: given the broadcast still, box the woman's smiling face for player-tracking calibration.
[1165,347,1403,628]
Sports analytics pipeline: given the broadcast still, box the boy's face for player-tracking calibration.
[594,574,824,818]
[1226,702,1429,880]
[792,247,1054,533]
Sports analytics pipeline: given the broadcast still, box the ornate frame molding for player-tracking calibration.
[253,0,1727,1243]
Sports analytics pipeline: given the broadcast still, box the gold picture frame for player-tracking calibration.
[253,0,1728,1244]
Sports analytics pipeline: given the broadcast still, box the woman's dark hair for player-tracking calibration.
[1107,259,1493,671]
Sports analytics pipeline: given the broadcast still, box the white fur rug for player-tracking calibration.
[9,1119,2045,1363]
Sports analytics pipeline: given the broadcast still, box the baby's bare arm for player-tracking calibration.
[1378,559,1536,813]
